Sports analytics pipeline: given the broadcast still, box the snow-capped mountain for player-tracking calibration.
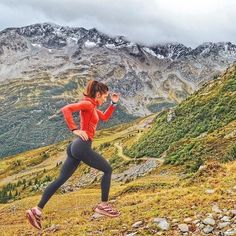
[1,22,236,159]
[1,22,236,116]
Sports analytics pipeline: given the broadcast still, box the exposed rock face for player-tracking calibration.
[1,23,236,158]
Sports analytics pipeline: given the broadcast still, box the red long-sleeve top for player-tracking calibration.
[60,96,116,141]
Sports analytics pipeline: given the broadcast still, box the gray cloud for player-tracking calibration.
[0,0,236,47]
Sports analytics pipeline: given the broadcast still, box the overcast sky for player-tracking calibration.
[0,0,236,47]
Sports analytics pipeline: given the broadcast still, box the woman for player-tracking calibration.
[26,80,120,230]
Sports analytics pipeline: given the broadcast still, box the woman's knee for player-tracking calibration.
[104,164,112,175]
[66,142,74,158]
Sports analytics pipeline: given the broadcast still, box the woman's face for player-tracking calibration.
[95,91,109,105]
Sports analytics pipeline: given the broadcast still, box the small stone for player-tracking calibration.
[221,216,231,222]
[126,232,137,236]
[172,219,179,223]
[198,223,205,229]
[132,221,143,228]
[91,213,104,219]
[193,220,200,224]
[206,213,214,217]
[203,225,214,234]
[218,222,231,229]
[109,199,117,203]
[198,165,207,171]
[205,189,215,194]
[203,217,216,226]
[230,210,236,216]
[184,217,192,223]
[212,204,222,213]
[155,232,163,235]
[153,217,170,230]
[224,229,236,236]
[178,224,189,232]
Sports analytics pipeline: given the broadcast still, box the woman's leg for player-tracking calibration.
[80,149,112,202]
[70,138,119,217]
[37,143,81,209]
[80,148,120,217]
[70,137,112,201]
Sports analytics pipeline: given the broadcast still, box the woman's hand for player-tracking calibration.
[72,129,89,141]
[110,92,120,103]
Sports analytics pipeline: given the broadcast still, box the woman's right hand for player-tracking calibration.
[72,129,89,141]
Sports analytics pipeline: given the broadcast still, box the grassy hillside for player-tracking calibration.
[0,75,138,159]
[0,64,236,235]
[1,154,236,235]
[124,64,236,173]
[0,115,152,204]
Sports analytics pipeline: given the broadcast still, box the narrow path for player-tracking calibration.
[113,141,164,164]
[114,142,131,161]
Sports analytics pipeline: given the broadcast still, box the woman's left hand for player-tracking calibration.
[110,92,120,103]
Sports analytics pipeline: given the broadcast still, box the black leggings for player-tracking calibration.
[37,137,112,209]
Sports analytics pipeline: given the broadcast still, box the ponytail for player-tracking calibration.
[83,80,109,98]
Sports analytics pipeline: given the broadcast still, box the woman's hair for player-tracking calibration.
[83,80,109,98]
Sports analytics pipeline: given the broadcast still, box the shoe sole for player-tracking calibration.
[94,207,120,218]
[25,210,42,230]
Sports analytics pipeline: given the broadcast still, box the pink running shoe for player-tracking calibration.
[94,203,120,218]
[26,207,42,230]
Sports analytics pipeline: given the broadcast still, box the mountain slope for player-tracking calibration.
[124,63,236,172]
[1,23,236,158]
[1,64,236,234]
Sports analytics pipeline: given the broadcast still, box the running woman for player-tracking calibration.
[26,80,120,230]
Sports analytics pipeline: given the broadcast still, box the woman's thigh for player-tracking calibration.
[80,148,112,173]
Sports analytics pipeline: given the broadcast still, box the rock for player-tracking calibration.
[198,132,208,138]
[178,224,189,232]
[184,217,192,223]
[203,217,216,226]
[205,189,215,194]
[109,199,117,203]
[132,221,143,228]
[91,212,104,219]
[153,217,170,230]
[155,232,163,235]
[193,219,200,224]
[198,223,206,229]
[232,185,236,191]
[203,225,214,234]
[172,219,179,223]
[224,229,236,236]
[167,109,176,123]
[218,222,231,229]
[230,210,236,216]
[125,232,138,236]
[221,216,231,222]
[212,204,222,213]
[198,165,207,171]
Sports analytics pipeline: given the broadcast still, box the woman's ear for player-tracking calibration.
[96,92,101,98]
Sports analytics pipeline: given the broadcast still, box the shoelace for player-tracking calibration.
[99,204,119,214]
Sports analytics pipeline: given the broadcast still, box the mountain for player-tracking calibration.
[0,64,236,235]
[0,22,236,158]
[124,63,236,173]
[1,23,236,113]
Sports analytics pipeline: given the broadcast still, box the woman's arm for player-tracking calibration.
[60,101,93,131]
[96,102,117,121]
